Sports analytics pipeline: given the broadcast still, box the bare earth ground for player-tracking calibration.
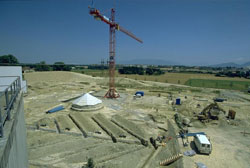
[24,71,250,168]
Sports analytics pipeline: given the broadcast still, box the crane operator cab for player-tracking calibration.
[194,134,212,154]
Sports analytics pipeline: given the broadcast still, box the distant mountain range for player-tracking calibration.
[117,58,250,68]
[210,61,250,68]
[118,59,179,66]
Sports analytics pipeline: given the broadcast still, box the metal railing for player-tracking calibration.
[0,76,21,137]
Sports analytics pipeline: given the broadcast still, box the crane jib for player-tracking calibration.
[89,8,142,44]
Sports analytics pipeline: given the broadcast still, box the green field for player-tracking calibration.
[185,79,250,91]
[72,69,250,91]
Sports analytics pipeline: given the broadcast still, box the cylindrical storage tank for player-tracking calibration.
[228,109,236,119]
[176,98,181,105]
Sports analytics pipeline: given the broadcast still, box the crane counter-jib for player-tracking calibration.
[89,8,113,26]
[89,7,143,43]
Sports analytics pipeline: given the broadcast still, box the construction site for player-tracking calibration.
[23,70,250,168]
[1,1,250,168]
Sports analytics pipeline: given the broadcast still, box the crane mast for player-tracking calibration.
[106,8,118,98]
[89,7,142,98]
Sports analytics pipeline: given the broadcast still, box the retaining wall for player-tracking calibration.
[0,94,28,168]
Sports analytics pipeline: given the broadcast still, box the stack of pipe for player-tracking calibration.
[159,153,183,166]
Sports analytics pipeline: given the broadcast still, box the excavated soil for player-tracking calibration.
[24,71,250,168]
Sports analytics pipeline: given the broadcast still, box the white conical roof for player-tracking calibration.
[72,93,102,106]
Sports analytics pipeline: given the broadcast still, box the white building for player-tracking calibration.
[0,66,27,93]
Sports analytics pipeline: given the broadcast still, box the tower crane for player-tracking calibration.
[89,7,143,98]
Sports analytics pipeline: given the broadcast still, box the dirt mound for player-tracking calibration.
[25,71,97,84]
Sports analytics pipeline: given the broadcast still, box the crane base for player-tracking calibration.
[104,88,120,98]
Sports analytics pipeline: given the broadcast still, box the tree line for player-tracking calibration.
[31,61,72,71]
[0,54,19,64]
[0,54,72,71]
[118,66,164,75]
[216,70,250,79]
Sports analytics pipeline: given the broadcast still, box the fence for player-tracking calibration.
[0,76,21,137]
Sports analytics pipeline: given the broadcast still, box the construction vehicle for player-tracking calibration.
[177,130,212,154]
[198,102,226,121]
[194,134,212,154]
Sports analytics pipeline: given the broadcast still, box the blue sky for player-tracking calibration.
[0,0,249,65]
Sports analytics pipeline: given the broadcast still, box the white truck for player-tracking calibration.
[194,134,212,154]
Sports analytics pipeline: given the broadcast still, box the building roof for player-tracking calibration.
[196,134,210,145]
[72,93,102,106]
[0,66,27,92]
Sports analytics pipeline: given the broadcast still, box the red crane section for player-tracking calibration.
[118,26,143,43]
[89,7,142,98]
[89,8,143,43]
[89,8,115,26]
